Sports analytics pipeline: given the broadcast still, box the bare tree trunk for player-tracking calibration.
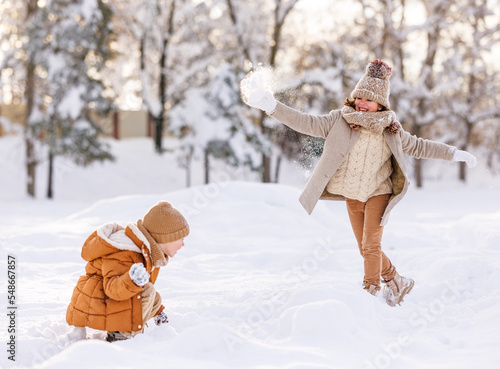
[414,159,423,188]
[261,0,282,183]
[225,0,252,65]
[260,0,297,183]
[154,115,164,153]
[26,136,36,197]
[412,124,423,188]
[458,131,470,182]
[155,48,166,154]
[204,148,210,184]
[459,161,466,182]
[261,111,272,183]
[274,154,281,183]
[460,68,476,182]
[47,150,54,199]
[184,145,193,187]
[262,152,272,182]
[140,33,165,154]
[155,43,166,154]
[140,1,176,154]
[458,128,471,182]
[186,166,191,188]
[156,1,176,154]
[410,3,444,188]
[25,0,38,197]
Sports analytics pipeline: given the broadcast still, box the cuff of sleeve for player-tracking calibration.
[449,147,458,161]
[154,304,165,317]
[268,101,282,116]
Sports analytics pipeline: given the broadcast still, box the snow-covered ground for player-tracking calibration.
[1,135,499,369]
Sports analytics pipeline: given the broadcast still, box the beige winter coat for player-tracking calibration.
[270,102,456,225]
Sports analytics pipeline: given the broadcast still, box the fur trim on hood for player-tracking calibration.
[96,222,150,253]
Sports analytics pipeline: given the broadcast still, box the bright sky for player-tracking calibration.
[292,0,426,39]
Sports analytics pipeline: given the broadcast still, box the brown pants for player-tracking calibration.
[346,194,396,290]
[141,282,163,323]
[120,282,163,337]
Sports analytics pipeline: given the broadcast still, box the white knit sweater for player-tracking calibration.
[326,128,393,202]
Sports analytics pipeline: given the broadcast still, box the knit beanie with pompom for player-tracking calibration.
[351,59,392,109]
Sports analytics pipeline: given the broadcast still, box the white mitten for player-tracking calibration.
[240,71,277,113]
[129,263,150,287]
[452,150,477,168]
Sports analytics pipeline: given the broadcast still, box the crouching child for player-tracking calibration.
[66,201,189,342]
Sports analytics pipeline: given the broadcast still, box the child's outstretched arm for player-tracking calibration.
[240,73,338,138]
[400,129,476,167]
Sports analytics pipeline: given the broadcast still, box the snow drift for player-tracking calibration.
[1,135,499,368]
[1,177,500,368]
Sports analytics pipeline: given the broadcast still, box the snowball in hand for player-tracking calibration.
[240,69,273,104]
[240,68,277,112]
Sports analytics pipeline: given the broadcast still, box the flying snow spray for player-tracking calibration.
[240,65,277,104]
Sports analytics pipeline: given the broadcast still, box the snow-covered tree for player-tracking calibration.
[24,0,114,198]
[348,0,494,185]
[435,0,500,181]
[0,0,39,197]
[136,0,177,154]
[110,0,218,154]
[275,24,351,180]
[169,63,263,186]
[222,0,301,183]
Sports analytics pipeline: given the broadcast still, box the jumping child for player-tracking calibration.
[240,60,476,306]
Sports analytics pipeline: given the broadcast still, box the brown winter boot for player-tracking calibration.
[383,272,415,307]
[106,331,135,342]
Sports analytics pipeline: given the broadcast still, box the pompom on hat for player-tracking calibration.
[351,59,392,109]
[141,201,189,243]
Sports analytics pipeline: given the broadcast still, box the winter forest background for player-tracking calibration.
[1,0,500,198]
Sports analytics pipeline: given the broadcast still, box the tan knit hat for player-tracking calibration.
[141,201,189,243]
[351,59,392,109]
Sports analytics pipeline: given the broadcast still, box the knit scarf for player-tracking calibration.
[137,219,169,268]
[341,106,401,135]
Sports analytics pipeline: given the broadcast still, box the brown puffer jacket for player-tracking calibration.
[66,222,162,332]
